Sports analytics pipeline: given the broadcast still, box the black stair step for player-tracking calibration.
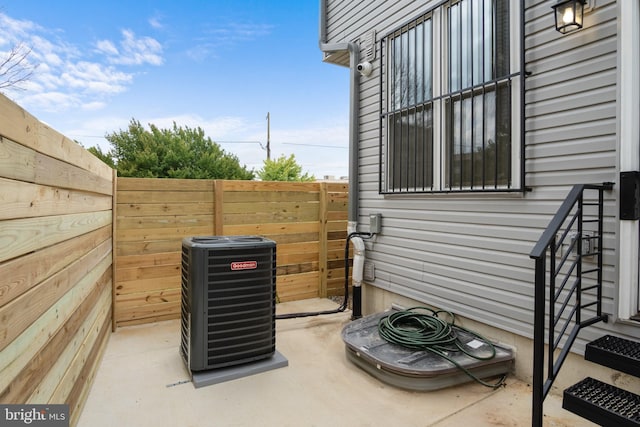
[586,335,640,378]
[564,377,640,426]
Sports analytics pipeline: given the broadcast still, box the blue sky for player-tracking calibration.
[1,0,350,178]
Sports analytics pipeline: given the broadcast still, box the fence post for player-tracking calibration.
[214,180,224,235]
[319,182,328,298]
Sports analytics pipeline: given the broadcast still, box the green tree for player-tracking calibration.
[257,154,315,182]
[87,145,116,169]
[105,119,254,179]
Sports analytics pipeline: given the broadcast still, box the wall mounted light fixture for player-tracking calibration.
[552,0,586,34]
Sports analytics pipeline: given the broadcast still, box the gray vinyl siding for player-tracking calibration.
[323,0,631,349]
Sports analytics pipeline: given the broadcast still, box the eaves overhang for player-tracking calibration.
[321,49,351,68]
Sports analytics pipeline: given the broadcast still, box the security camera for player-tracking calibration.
[357,61,373,77]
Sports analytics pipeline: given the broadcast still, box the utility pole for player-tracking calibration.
[266,112,271,160]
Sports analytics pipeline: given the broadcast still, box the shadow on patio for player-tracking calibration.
[78,298,591,427]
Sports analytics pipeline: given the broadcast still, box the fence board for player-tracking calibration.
[116,289,181,310]
[116,263,180,283]
[117,190,213,204]
[116,202,214,217]
[36,153,113,196]
[117,214,213,230]
[277,262,318,276]
[117,240,183,257]
[117,312,178,328]
[0,211,112,263]
[115,225,213,242]
[257,232,318,244]
[116,251,181,269]
[224,191,319,203]
[115,275,180,296]
[223,221,319,236]
[277,241,320,255]
[278,251,319,265]
[117,177,214,191]
[0,178,112,221]
[223,180,319,192]
[116,300,181,326]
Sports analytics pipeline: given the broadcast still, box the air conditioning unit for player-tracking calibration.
[180,236,277,372]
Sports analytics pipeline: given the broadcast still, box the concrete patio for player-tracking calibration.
[78,298,593,426]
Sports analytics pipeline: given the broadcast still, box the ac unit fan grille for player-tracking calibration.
[205,247,275,368]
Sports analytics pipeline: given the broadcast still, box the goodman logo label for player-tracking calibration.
[231,261,257,271]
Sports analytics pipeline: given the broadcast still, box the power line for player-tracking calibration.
[217,140,267,151]
[283,142,348,149]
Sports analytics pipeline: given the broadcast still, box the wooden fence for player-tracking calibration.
[0,90,351,424]
[0,94,114,425]
[114,178,349,327]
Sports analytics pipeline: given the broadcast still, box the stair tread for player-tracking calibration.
[586,335,640,378]
[564,377,640,426]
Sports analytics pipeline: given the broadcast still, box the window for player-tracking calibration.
[380,0,522,194]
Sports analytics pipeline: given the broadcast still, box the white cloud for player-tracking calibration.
[0,13,162,113]
[186,45,215,62]
[30,34,80,61]
[61,61,131,93]
[226,22,273,39]
[19,91,81,112]
[187,21,273,61]
[42,52,63,66]
[95,40,119,56]
[148,16,164,30]
[0,13,38,38]
[205,22,273,43]
[82,101,107,111]
[101,29,163,66]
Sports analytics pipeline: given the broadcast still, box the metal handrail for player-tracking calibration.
[529,183,613,426]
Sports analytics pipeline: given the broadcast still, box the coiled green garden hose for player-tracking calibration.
[377,306,507,389]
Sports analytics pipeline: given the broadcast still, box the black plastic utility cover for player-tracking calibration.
[620,171,640,220]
